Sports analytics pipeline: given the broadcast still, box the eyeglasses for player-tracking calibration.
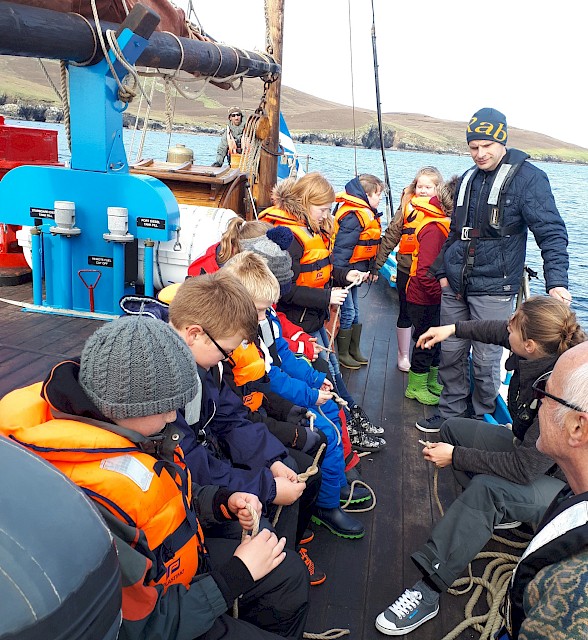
[202,328,235,362]
[532,370,586,413]
[229,113,242,118]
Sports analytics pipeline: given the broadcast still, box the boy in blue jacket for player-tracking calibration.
[223,250,372,540]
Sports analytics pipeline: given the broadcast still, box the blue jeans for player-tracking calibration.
[339,287,359,330]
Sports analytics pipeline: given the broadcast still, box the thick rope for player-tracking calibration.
[233,502,261,618]
[231,470,350,639]
[271,443,326,527]
[425,444,529,639]
[303,630,350,639]
[326,275,364,352]
[239,113,264,184]
[339,478,376,513]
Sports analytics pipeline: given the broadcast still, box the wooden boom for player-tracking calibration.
[0,1,280,80]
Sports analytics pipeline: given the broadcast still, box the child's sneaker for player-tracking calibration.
[349,427,386,453]
[349,405,385,434]
[494,519,522,530]
[298,548,326,586]
[375,587,439,635]
[299,528,315,545]
[415,414,444,433]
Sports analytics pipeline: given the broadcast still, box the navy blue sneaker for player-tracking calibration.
[415,414,444,433]
[376,587,439,635]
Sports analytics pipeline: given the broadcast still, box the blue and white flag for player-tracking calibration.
[278,112,304,180]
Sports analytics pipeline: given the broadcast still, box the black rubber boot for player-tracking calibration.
[311,506,365,539]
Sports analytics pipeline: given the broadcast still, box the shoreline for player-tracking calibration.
[2,103,587,166]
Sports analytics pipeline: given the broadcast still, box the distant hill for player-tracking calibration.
[1,56,587,163]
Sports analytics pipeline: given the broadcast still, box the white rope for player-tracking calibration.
[327,275,364,352]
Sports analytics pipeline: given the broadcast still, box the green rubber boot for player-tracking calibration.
[427,366,444,396]
[349,323,368,365]
[336,328,361,370]
[405,370,439,406]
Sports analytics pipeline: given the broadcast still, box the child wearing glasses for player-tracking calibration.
[375,296,585,637]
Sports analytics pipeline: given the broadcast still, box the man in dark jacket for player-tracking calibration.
[418,107,571,433]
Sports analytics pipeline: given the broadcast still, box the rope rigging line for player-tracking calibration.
[369,0,393,224]
[346,0,358,176]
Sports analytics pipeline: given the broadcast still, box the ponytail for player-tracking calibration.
[510,296,586,356]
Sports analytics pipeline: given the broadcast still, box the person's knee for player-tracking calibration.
[462,475,504,508]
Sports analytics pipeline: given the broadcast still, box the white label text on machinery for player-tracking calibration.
[137,217,166,230]
[30,207,55,219]
[89,256,113,267]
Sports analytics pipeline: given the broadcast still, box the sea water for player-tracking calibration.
[9,120,588,324]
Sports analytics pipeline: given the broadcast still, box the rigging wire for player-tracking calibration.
[370,0,393,222]
[346,0,358,176]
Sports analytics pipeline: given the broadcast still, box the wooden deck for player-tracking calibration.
[0,278,500,639]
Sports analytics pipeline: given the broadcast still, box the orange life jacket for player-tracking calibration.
[230,342,267,411]
[398,196,448,256]
[333,193,382,263]
[0,382,203,594]
[406,198,450,278]
[259,206,332,288]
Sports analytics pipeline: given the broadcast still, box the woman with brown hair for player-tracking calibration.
[260,172,385,452]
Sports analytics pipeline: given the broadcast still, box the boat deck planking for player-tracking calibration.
[1,278,513,639]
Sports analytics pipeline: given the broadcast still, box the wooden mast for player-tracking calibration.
[256,0,284,210]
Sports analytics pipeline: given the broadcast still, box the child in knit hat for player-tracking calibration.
[0,315,310,639]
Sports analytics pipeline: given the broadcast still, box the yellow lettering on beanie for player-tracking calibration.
[493,123,507,142]
[467,116,507,142]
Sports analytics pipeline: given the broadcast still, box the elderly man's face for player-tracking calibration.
[536,371,562,457]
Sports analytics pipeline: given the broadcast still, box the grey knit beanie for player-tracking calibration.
[79,316,200,421]
[240,231,294,295]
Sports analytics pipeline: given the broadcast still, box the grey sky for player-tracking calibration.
[180,0,587,149]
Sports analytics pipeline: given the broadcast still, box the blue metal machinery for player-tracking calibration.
[0,8,179,317]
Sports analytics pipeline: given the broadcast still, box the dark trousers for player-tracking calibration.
[201,538,310,640]
[406,302,441,374]
[287,448,321,545]
[410,418,564,593]
[396,269,411,328]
